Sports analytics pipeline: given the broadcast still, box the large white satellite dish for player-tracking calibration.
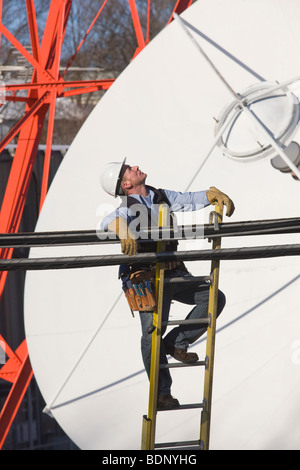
[24,0,300,450]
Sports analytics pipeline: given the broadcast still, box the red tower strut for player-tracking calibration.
[0,0,193,449]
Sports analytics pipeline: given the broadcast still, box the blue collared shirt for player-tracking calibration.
[100,188,210,230]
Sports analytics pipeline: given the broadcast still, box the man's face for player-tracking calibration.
[121,165,147,190]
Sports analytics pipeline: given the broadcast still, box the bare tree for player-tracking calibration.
[1,0,180,145]
[0,0,51,65]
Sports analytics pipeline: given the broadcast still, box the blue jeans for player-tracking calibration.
[139,268,226,397]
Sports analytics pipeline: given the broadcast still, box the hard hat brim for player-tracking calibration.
[114,157,127,197]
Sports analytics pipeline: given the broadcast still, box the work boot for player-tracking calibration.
[164,342,199,364]
[157,394,180,411]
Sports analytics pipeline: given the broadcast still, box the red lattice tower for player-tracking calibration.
[0,0,193,449]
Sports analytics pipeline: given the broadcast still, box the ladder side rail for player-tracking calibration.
[200,203,223,450]
[141,204,167,450]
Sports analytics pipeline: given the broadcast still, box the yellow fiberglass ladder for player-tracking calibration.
[141,202,223,451]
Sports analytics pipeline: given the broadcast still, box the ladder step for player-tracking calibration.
[158,402,205,412]
[164,276,211,284]
[162,318,209,326]
[160,359,207,369]
[155,439,203,449]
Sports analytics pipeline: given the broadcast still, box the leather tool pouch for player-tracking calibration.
[124,269,156,313]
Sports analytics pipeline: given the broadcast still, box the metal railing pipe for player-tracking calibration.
[0,243,300,271]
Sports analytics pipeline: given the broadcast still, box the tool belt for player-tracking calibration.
[123,269,156,313]
[121,261,187,314]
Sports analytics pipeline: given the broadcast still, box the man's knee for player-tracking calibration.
[139,311,154,336]
[217,290,226,316]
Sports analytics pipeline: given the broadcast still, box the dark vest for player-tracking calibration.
[119,185,178,254]
[118,186,180,278]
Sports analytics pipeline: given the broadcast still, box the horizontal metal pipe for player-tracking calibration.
[0,243,300,271]
[0,217,300,247]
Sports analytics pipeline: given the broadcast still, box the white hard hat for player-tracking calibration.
[100,158,126,197]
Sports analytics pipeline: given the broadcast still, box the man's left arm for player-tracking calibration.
[164,187,235,217]
[206,186,235,217]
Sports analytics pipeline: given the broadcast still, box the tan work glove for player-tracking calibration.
[206,186,235,217]
[108,217,138,256]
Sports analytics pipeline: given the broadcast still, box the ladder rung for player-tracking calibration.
[165,445,203,450]
[162,318,209,326]
[160,359,207,369]
[155,439,203,449]
[164,276,211,284]
[158,402,205,412]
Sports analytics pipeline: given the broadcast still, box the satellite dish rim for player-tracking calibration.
[215,81,300,162]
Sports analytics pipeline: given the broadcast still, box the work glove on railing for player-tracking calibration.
[206,186,235,217]
[108,217,138,256]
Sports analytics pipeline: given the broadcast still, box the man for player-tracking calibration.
[100,159,234,410]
